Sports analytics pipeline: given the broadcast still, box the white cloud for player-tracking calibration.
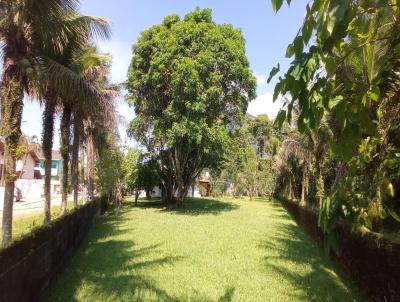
[247,92,283,119]
[98,40,132,84]
[254,71,267,87]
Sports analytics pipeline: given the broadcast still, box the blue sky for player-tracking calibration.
[22,0,307,148]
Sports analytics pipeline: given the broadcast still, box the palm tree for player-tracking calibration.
[0,0,110,244]
[67,46,119,205]
[0,0,72,244]
[71,112,83,208]
[42,41,113,220]
[42,97,57,223]
[279,113,333,208]
[281,134,312,207]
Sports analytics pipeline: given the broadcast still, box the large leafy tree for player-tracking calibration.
[127,8,256,206]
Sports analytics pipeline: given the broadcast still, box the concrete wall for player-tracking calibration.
[15,179,43,200]
[138,185,201,198]
[0,197,106,302]
[16,154,36,180]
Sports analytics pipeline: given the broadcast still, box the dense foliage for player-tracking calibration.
[126,8,256,205]
[270,0,400,242]
[210,115,279,199]
[95,133,124,203]
[122,148,160,204]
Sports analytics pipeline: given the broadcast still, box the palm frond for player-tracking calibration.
[38,56,101,104]
[282,138,311,163]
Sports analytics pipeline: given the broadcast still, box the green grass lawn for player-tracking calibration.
[5,200,83,241]
[46,197,364,301]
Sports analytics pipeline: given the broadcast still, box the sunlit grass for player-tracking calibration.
[3,200,83,241]
[46,197,365,301]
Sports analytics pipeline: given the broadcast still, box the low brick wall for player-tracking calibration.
[0,197,106,302]
[280,198,400,302]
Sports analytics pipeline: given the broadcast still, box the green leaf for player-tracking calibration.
[285,43,294,58]
[324,55,336,74]
[388,209,400,223]
[274,109,286,128]
[293,36,304,58]
[386,183,395,198]
[297,115,307,132]
[368,86,380,101]
[267,63,280,83]
[302,18,314,45]
[311,0,323,13]
[272,0,284,12]
[273,80,282,101]
[328,95,343,110]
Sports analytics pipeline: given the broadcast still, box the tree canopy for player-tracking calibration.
[126,8,256,205]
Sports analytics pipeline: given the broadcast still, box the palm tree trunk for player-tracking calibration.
[1,71,24,246]
[300,168,307,207]
[60,104,71,214]
[42,100,56,224]
[80,146,86,204]
[71,117,80,208]
[317,171,324,210]
[316,160,324,210]
[87,124,94,200]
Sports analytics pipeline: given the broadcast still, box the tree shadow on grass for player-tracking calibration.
[46,206,237,302]
[45,209,185,302]
[163,286,235,302]
[172,198,239,216]
[132,197,239,216]
[258,207,367,302]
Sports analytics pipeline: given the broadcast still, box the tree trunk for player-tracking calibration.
[300,168,307,207]
[71,117,80,208]
[316,163,324,210]
[60,104,71,214]
[176,191,184,207]
[1,71,23,246]
[86,124,94,201]
[165,185,175,204]
[134,191,139,206]
[318,173,324,210]
[160,161,176,204]
[145,189,151,199]
[42,100,56,224]
[287,178,292,200]
[176,182,191,207]
[80,146,86,204]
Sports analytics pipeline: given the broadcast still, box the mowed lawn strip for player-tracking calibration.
[47,197,365,302]
[0,200,83,243]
